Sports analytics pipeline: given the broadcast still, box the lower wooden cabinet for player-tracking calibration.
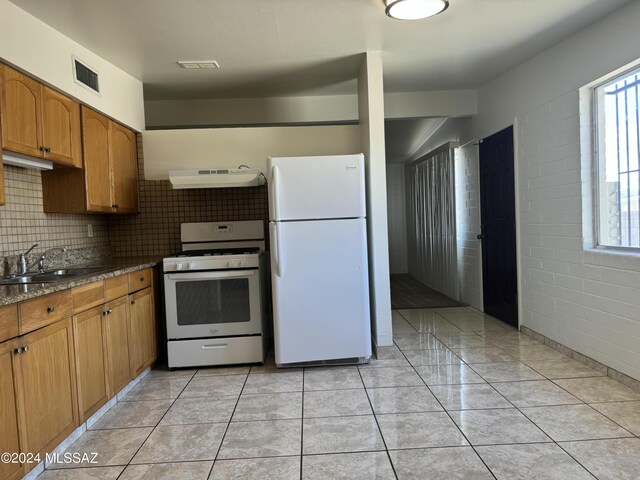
[104,296,132,396]
[128,287,157,377]
[0,269,159,480]
[0,340,23,480]
[13,319,78,471]
[73,306,109,422]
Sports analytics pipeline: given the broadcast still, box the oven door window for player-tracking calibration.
[175,278,251,325]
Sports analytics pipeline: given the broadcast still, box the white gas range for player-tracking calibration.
[163,220,269,369]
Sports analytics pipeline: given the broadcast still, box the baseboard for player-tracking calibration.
[520,326,640,393]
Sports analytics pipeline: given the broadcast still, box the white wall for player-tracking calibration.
[0,0,144,131]
[477,1,640,380]
[142,125,362,180]
[454,144,483,310]
[358,52,393,348]
[145,90,478,128]
[386,164,408,274]
[384,90,477,120]
[145,95,359,128]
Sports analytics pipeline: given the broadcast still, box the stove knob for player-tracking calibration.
[189,262,196,270]
[176,263,184,271]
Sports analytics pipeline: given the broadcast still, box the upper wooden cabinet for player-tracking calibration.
[82,108,113,213]
[42,107,139,214]
[110,122,138,213]
[0,65,81,168]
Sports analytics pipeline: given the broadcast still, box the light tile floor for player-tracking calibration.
[38,306,640,479]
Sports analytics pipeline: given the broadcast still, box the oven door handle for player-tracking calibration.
[201,344,227,350]
[165,270,256,281]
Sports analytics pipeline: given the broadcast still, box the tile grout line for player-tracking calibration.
[112,369,196,479]
[207,367,251,477]
[393,342,500,480]
[356,363,400,480]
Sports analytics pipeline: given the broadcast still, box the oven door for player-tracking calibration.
[164,269,262,339]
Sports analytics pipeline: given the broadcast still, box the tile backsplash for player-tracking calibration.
[1,138,269,266]
[108,136,269,257]
[0,164,110,257]
[108,181,268,257]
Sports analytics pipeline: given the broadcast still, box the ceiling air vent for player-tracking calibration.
[72,57,100,95]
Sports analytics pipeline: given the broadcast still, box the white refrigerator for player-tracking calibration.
[268,154,372,366]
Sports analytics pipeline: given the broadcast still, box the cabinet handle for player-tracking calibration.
[108,309,112,315]
[140,277,144,282]
[102,311,108,316]
[47,305,55,313]
[112,204,119,209]
[14,347,23,355]
[131,300,136,305]
[39,146,46,152]
[45,147,51,152]
[23,346,29,353]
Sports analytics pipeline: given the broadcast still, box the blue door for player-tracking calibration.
[479,126,518,327]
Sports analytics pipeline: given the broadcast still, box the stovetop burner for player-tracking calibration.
[173,247,261,257]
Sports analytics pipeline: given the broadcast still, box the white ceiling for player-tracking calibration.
[9,0,632,100]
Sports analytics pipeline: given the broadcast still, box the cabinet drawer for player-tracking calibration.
[0,304,19,342]
[72,280,105,314]
[105,275,128,302]
[128,268,151,293]
[19,290,73,334]
[167,336,265,369]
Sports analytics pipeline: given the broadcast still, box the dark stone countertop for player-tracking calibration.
[0,257,162,307]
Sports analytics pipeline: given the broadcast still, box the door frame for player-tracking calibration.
[478,118,523,329]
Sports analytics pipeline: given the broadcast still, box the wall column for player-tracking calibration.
[358,51,393,347]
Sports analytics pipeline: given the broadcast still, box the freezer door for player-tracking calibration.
[270,218,372,364]
[268,154,366,221]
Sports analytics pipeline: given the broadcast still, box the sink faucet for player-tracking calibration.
[34,247,67,273]
[17,245,67,275]
[17,243,38,275]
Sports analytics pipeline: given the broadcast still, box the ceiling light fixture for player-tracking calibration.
[384,0,448,20]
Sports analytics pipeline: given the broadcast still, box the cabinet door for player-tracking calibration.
[104,296,131,396]
[73,306,109,421]
[0,65,42,158]
[41,86,82,168]
[128,288,157,377]
[14,319,78,462]
[0,340,24,480]
[81,107,112,212]
[110,123,138,213]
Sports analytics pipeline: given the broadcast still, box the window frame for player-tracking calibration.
[591,64,640,252]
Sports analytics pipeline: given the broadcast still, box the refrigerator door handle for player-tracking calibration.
[271,165,281,220]
[271,222,285,277]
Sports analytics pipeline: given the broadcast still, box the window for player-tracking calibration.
[594,66,640,249]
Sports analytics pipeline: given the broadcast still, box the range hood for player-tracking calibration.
[169,168,265,189]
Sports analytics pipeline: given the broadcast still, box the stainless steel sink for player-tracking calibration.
[0,276,50,285]
[0,266,109,285]
[39,267,108,277]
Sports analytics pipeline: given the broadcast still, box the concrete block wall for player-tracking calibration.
[454,144,483,310]
[476,0,640,381]
[517,91,640,381]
